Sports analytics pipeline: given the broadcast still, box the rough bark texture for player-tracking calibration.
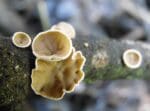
[73,34,150,82]
[1,35,150,110]
[0,37,32,111]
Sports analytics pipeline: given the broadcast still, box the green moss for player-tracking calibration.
[84,63,148,83]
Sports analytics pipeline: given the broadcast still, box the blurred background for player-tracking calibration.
[1,0,150,111]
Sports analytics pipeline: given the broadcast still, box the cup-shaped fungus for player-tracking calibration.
[12,32,32,48]
[51,22,76,39]
[32,30,72,61]
[31,48,86,100]
[123,49,142,69]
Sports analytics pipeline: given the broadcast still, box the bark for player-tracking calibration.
[0,37,32,111]
[73,34,150,82]
[1,34,150,110]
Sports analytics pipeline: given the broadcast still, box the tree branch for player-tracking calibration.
[1,34,150,109]
[0,37,31,110]
[73,34,150,82]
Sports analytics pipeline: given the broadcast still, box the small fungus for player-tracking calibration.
[12,32,31,48]
[123,49,142,69]
[31,48,86,100]
[51,22,76,39]
[32,30,72,61]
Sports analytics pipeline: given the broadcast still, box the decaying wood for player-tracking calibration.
[73,34,150,82]
[1,34,150,110]
[0,37,31,111]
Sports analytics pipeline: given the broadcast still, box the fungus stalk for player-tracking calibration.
[12,32,31,48]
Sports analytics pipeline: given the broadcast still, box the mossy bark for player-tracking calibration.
[0,37,32,111]
[1,34,150,110]
[73,34,150,83]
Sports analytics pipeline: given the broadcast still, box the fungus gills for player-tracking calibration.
[12,32,31,48]
[32,30,72,61]
[123,49,142,69]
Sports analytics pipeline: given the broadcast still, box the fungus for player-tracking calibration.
[123,49,142,69]
[32,30,72,61]
[12,32,31,48]
[31,48,86,100]
[51,22,76,39]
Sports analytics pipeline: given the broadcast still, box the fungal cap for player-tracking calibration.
[51,22,76,39]
[123,49,142,69]
[12,32,31,48]
[31,48,86,100]
[31,68,65,100]
[64,48,86,93]
[32,30,72,61]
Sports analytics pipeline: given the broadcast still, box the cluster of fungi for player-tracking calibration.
[11,22,142,100]
[12,22,86,100]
